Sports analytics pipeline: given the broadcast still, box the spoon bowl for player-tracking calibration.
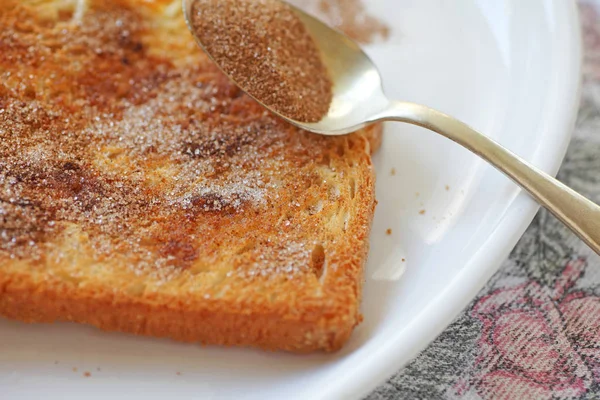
[183,0,600,255]
[183,0,388,134]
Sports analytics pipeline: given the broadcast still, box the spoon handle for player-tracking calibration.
[381,101,600,255]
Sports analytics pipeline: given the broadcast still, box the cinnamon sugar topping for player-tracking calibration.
[190,0,333,122]
[0,1,340,278]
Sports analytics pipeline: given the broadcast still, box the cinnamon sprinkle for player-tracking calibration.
[289,0,390,44]
[190,0,333,122]
[0,0,348,280]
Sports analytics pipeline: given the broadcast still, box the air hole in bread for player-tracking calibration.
[308,200,323,215]
[328,184,340,201]
[343,211,350,231]
[311,244,326,279]
[349,178,356,199]
[336,144,345,157]
[320,154,331,167]
[304,173,320,190]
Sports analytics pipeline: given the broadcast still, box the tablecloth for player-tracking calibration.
[368,2,600,399]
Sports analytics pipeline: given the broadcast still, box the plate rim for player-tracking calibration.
[326,2,583,399]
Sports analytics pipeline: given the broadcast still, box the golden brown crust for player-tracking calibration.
[0,0,380,352]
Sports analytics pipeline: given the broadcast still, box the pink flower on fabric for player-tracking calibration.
[462,259,600,399]
[561,294,600,382]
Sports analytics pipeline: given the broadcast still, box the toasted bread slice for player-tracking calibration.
[0,0,381,352]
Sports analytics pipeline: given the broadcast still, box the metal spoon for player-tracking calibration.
[183,0,600,255]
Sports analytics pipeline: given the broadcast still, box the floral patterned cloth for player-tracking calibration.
[368,2,600,399]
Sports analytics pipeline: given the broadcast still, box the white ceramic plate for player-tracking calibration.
[0,1,581,399]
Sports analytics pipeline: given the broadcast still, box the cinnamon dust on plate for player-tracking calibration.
[191,0,333,123]
[288,0,390,44]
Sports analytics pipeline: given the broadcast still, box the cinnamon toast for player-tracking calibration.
[0,0,381,352]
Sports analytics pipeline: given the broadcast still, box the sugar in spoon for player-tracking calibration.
[183,0,600,255]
